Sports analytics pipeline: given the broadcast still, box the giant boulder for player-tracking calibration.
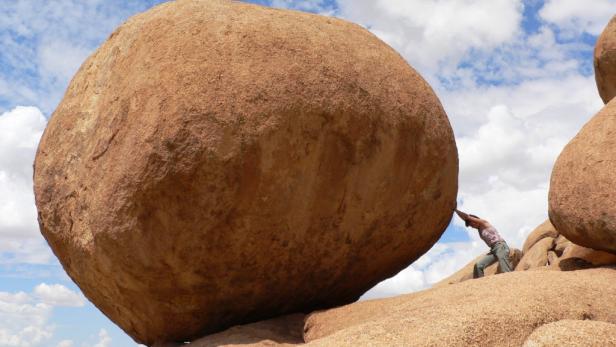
[549,99,616,254]
[33,0,458,344]
[595,15,616,104]
[522,220,557,254]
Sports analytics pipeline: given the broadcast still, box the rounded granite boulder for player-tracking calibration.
[33,0,458,344]
[549,98,616,254]
[595,15,616,104]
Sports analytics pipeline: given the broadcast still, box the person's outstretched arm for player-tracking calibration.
[466,215,491,230]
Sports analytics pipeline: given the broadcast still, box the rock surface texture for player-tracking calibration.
[523,320,616,347]
[187,314,305,347]
[33,0,458,344]
[549,99,616,254]
[595,15,616,104]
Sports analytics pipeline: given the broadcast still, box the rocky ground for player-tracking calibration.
[185,268,616,346]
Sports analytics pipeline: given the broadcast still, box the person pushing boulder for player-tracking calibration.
[455,209,513,278]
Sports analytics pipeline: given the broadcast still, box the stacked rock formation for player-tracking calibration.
[435,219,616,286]
[515,220,616,271]
[549,16,616,255]
[33,0,458,345]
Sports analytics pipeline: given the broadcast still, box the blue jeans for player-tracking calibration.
[473,241,513,278]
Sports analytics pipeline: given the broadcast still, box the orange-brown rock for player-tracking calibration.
[433,248,522,287]
[303,268,616,346]
[553,244,616,271]
[515,237,554,271]
[522,220,557,254]
[595,15,616,104]
[549,99,616,254]
[188,314,304,347]
[553,234,571,255]
[523,320,616,347]
[33,0,458,344]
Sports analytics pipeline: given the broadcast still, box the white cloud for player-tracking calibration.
[362,241,487,299]
[0,284,85,347]
[449,74,602,248]
[0,106,52,265]
[336,0,523,74]
[540,0,616,36]
[0,290,53,347]
[91,329,111,347]
[33,283,85,308]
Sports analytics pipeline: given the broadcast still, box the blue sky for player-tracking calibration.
[0,0,613,346]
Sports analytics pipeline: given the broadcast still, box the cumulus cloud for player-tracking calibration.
[33,283,85,308]
[362,241,487,298]
[0,106,53,265]
[540,0,616,36]
[335,0,524,75]
[0,283,82,347]
[91,329,111,347]
[0,296,53,342]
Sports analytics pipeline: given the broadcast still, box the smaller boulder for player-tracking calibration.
[522,220,558,254]
[549,99,616,254]
[515,237,554,271]
[553,235,571,255]
[546,251,558,266]
[552,244,616,271]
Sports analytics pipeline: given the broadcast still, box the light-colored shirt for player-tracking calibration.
[479,226,504,248]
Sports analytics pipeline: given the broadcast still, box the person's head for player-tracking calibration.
[465,214,481,228]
